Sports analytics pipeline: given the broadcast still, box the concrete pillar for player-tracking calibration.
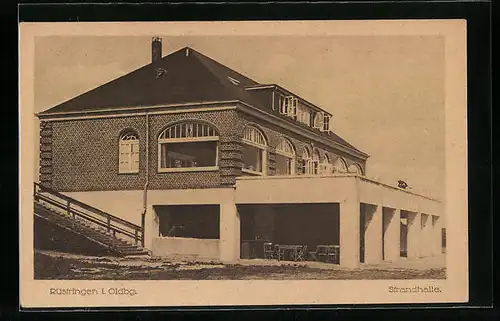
[363,204,383,265]
[339,196,360,268]
[406,211,421,259]
[420,214,432,257]
[431,215,442,256]
[383,208,400,262]
[144,205,159,251]
[220,202,240,262]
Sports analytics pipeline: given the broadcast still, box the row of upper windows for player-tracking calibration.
[118,121,362,176]
[276,94,331,132]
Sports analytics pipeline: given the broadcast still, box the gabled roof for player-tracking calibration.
[39,47,264,114]
[38,46,366,157]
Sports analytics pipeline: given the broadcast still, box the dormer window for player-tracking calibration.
[313,112,331,132]
[322,114,331,132]
[279,95,298,117]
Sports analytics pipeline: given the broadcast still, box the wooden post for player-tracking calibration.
[135,230,138,245]
[107,216,111,232]
[112,230,116,249]
[141,213,145,248]
[67,200,71,217]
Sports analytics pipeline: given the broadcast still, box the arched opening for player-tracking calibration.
[275,137,296,176]
[333,156,348,173]
[241,126,268,175]
[348,163,363,175]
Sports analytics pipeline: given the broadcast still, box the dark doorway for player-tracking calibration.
[155,205,220,239]
[400,211,408,257]
[359,209,365,263]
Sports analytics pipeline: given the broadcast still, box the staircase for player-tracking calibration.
[34,183,149,257]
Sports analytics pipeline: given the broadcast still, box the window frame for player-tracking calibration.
[157,122,220,173]
[118,131,140,174]
[275,137,296,176]
[241,126,268,176]
[333,156,348,173]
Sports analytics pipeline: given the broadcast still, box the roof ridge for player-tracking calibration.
[188,48,260,85]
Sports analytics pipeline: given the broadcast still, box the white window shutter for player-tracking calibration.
[119,142,130,172]
[131,141,139,172]
[314,112,324,129]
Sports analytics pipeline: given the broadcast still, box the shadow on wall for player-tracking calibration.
[34,215,114,256]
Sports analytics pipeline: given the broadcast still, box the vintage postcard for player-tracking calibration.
[19,20,468,308]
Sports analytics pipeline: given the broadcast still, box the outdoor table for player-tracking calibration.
[277,245,305,261]
[317,245,340,263]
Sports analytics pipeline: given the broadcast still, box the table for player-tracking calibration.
[317,245,340,263]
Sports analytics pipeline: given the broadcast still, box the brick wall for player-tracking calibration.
[43,107,365,192]
[238,112,366,174]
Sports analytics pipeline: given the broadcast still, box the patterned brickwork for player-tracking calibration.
[238,112,366,173]
[39,121,53,187]
[147,110,240,189]
[51,116,146,191]
[43,107,365,193]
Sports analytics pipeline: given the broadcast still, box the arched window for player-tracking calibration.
[275,137,296,175]
[348,163,363,175]
[119,130,139,174]
[333,156,348,173]
[319,154,333,175]
[242,126,267,175]
[158,121,219,172]
[311,149,321,175]
[300,147,312,175]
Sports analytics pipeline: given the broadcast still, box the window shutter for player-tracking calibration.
[131,141,139,172]
[119,142,130,172]
[313,112,324,129]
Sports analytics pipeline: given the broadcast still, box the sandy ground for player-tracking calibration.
[35,250,446,280]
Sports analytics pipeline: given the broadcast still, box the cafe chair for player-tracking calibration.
[274,244,284,261]
[294,245,307,261]
[263,242,274,259]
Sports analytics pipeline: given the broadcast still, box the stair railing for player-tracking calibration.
[34,182,144,247]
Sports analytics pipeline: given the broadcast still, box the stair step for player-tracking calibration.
[35,194,149,257]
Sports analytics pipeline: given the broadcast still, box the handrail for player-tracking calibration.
[34,183,142,230]
[34,182,143,245]
[35,195,140,241]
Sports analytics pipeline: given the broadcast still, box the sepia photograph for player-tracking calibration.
[20,20,468,307]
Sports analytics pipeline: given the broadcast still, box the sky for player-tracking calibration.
[34,35,445,200]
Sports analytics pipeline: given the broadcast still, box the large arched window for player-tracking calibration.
[333,156,348,173]
[319,154,333,175]
[241,126,267,175]
[158,121,219,172]
[275,137,296,175]
[311,149,321,175]
[300,147,312,175]
[348,163,364,175]
[119,130,139,174]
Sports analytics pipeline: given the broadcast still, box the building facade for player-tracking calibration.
[36,38,442,268]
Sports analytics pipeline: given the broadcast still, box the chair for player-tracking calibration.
[314,245,328,262]
[294,245,307,261]
[274,244,284,261]
[327,246,340,264]
[263,242,274,259]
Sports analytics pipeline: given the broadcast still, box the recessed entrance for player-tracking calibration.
[155,204,220,239]
[238,203,339,262]
[400,211,408,257]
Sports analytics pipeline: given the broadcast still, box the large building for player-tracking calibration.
[35,37,442,268]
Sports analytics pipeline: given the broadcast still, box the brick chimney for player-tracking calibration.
[152,37,162,63]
